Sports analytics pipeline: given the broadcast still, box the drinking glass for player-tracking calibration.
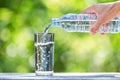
[34,33,54,76]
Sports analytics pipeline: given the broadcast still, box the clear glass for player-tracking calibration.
[34,33,54,76]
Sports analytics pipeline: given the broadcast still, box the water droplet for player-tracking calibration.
[43,58,45,60]
[46,62,48,64]
[48,51,50,53]
[43,54,46,57]
[45,47,47,49]
[47,55,50,57]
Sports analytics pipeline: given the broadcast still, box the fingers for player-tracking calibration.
[90,26,99,35]
[100,23,109,35]
[90,9,118,35]
[81,3,119,35]
[90,17,109,35]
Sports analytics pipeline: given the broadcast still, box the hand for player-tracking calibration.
[81,2,120,35]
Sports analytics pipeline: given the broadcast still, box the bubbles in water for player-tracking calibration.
[43,58,45,60]
[48,51,50,53]
[35,42,54,71]
[46,62,48,64]
[40,67,43,70]
[47,55,50,58]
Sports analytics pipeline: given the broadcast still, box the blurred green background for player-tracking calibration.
[0,0,120,73]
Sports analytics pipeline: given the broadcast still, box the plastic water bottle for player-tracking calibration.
[51,14,120,33]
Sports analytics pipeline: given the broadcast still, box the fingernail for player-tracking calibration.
[90,31,96,35]
[101,33,105,35]
[90,28,96,35]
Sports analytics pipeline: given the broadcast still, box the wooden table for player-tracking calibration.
[0,73,120,80]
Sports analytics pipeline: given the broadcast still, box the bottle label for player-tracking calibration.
[53,14,120,33]
[118,19,120,31]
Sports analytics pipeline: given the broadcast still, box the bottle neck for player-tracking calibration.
[51,18,61,27]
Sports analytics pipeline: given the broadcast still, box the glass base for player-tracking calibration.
[35,71,53,76]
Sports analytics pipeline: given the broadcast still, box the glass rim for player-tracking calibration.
[34,32,54,35]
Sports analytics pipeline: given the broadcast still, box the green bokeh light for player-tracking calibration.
[0,0,119,72]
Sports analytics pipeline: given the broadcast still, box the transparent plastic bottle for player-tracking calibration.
[51,14,120,33]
